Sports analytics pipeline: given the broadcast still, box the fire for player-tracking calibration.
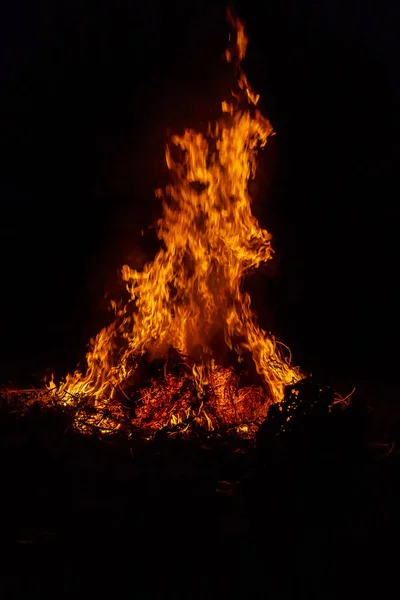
[44,12,302,436]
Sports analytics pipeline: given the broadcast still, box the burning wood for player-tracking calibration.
[7,12,303,437]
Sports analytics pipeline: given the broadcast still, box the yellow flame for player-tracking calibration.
[47,13,302,434]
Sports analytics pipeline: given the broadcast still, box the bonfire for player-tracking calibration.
[5,11,303,437]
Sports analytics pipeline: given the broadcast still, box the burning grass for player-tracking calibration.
[3,356,269,439]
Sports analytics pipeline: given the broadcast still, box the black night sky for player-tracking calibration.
[1,0,399,388]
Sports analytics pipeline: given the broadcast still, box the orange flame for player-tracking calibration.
[47,13,302,435]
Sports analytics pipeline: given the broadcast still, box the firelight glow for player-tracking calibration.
[46,12,303,436]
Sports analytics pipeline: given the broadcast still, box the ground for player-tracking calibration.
[1,396,399,599]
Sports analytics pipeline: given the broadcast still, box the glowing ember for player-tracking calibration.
[42,11,303,436]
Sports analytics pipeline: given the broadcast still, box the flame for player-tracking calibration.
[45,12,302,435]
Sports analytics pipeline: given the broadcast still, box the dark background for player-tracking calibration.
[1,0,399,388]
